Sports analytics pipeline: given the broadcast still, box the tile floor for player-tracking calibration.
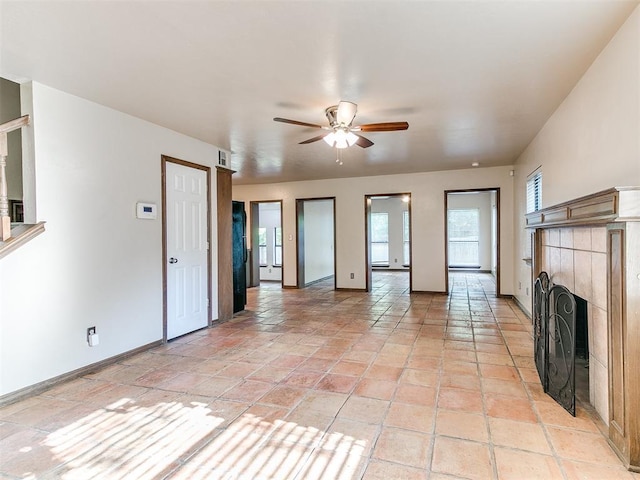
[1,272,638,479]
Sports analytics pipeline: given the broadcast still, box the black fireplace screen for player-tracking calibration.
[533,271,576,416]
[533,272,549,389]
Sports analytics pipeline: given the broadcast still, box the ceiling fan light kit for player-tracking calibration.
[274,100,409,154]
[323,129,359,149]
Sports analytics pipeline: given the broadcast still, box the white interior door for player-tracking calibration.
[166,161,208,340]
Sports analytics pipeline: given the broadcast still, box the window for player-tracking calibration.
[371,212,389,265]
[274,227,282,266]
[1,78,25,225]
[258,227,267,266]
[448,209,480,267]
[526,169,542,213]
[403,210,410,266]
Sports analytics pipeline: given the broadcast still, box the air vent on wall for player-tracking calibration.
[218,150,229,168]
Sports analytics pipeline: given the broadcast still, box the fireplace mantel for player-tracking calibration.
[525,186,640,472]
[526,187,640,228]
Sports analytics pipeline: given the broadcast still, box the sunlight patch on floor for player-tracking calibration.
[170,413,365,479]
[42,399,364,479]
[45,399,222,479]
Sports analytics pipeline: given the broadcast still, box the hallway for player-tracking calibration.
[0,272,636,479]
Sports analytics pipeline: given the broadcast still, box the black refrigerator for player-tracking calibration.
[232,201,247,313]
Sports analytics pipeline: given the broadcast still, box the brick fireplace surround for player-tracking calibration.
[526,187,640,471]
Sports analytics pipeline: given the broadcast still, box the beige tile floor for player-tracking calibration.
[1,272,638,479]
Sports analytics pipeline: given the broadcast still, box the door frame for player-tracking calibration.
[365,193,413,293]
[249,200,284,287]
[161,155,212,342]
[444,188,501,297]
[295,197,337,289]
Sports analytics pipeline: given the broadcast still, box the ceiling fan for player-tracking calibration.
[273,101,409,149]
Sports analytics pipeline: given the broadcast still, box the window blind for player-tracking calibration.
[526,170,542,213]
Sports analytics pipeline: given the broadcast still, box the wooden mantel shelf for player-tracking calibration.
[525,187,640,228]
[0,222,46,260]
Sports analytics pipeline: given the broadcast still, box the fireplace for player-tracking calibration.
[526,187,640,471]
[574,294,589,405]
[574,294,588,360]
[535,225,608,421]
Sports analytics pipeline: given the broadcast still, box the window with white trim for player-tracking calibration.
[403,210,410,266]
[448,209,480,267]
[371,212,389,265]
[274,227,282,266]
[258,227,267,266]
[526,169,542,213]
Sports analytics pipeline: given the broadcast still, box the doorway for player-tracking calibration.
[445,188,500,296]
[162,156,211,341]
[296,197,336,288]
[249,200,283,287]
[365,193,412,293]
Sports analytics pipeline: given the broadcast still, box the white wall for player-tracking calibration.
[303,199,334,284]
[447,191,493,271]
[513,6,640,313]
[233,165,515,294]
[0,82,220,396]
[258,202,282,281]
[371,197,409,269]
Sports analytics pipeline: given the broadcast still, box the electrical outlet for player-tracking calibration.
[526,287,529,296]
[519,281,522,290]
[350,273,354,279]
[394,258,397,263]
[87,326,99,347]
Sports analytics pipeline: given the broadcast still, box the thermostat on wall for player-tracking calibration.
[136,202,157,220]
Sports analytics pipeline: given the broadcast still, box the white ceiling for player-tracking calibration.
[1,1,637,185]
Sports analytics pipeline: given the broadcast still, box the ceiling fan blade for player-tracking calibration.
[356,122,409,132]
[354,134,374,148]
[336,101,357,126]
[274,117,324,129]
[299,134,328,145]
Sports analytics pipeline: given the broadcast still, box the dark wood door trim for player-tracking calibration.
[216,166,234,321]
[444,188,501,297]
[295,197,336,289]
[249,201,260,288]
[364,193,412,293]
[365,196,371,293]
[295,199,304,288]
[250,200,284,287]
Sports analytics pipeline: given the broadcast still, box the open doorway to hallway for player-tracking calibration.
[296,197,336,288]
[445,189,500,296]
[365,194,412,293]
[249,201,283,288]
